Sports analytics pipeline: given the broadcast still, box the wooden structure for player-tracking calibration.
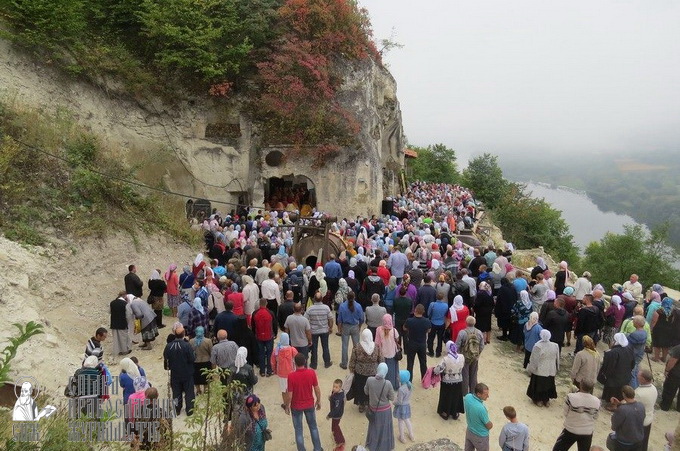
[290,216,347,267]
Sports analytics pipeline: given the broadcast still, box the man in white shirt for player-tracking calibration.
[255,260,271,286]
[261,270,281,315]
[635,369,657,451]
[572,272,592,302]
[623,274,643,302]
[461,269,477,298]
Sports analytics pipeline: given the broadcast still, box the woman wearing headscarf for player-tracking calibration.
[526,330,559,407]
[148,269,167,328]
[598,333,635,410]
[187,298,208,339]
[189,326,213,394]
[230,347,259,394]
[270,333,298,408]
[530,257,548,280]
[603,295,626,345]
[165,264,181,318]
[347,329,384,412]
[446,295,469,342]
[119,357,142,405]
[375,313,400,388]
[192,253,206,278]
[645,291,662,324]
[128,294,158,350]
[238,394,269,451]
[377,260,391,286]
[383,276,398,315]
[651,297,679,362]
[334,278,351,311]
[307,266,324,305]
[570,335,601,390]
[554,261,570,295]
[344,269,361,298]
[510,291,533,352]
[433,341,465,420]
[364,362,395,451]
[127,376,151,424]
[474,282,494,344]
[233,316,259,367]
[494,278,517,341]
[523,311,543,368]
[179,265,195,302]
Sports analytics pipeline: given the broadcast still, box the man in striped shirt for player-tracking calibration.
[304,292,334,370]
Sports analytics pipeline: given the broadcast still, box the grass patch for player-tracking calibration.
[0,98,202,247]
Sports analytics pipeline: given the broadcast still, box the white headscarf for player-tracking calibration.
[611,295,623,310]
[120,357,141,378]
[614,333,629,347]
[150,270,161,280]
[539,329,551,342]
[235,347,248,373]
[525,311,539,331]
[194,253,204,266]
[315,266,325,281]
[520,290,532,310]
[449,295,465,322]
[360,328,375,354]
[83,355,99,368]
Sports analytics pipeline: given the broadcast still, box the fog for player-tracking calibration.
[359,0,680,164]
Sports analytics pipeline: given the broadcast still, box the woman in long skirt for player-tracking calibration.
[375,314,400,389]
[434,341,465,420]
[347,329,383,412]
[526,330,559,407]
[364,363,395,451]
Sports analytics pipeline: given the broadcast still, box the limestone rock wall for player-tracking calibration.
[0,39,405,217]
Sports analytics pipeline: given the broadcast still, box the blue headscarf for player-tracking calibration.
[399,369,412,390]
[275,332,290,356]
[376,362,388,379]
[662,297,674,316]
[194,326,205,346]
[193,297,205,315]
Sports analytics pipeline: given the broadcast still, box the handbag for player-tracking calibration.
[365,381,387,422]
[393,333,403,361]
[134,319,142,334]
[256,419,272,441]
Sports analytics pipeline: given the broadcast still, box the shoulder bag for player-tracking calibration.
[393,331,403,361]
[365,380,387,422]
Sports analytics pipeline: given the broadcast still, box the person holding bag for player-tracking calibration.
[364,363,395,451]
[238,394,271,451]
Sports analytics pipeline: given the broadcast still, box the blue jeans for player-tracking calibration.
[310,333,331,369]
[340,324,360,366]
[257,339,273,374]
[291,407,323,451]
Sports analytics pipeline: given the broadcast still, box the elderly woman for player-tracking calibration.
[511,291,533,352]
[148,269,167,329]
[651,297,679,362]
[165,264,181,318]
[434,341,465,420]
[119,357,142,405]
[474,282,495,344]
[364,362,395,451]
[447,295,469,342]
[230,347,259,394]
[375,313,400,388]
[598,333,635,410]
[603,295,626,345]
[523,311,543,368]
[238,394,269,451]
[645,291,662,324]
[526,330,559,407]
[127,376,151,424]
[384,276,398,314]
[495,278,517,341]
[128,295,158,350]
[570,335,601,389]
[347,329,384,412]
[189,326,213,395]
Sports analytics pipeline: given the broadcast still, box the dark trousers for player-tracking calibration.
[331,418,345,446]
[660,374,680,411]
[642,424,651,451]
[295,345,309,358]
[154,309,164,327]
[427,324,445,355]
[310,333,331,369]
[170,377,195,416]
[406,343,427,383]
[367,326,377,340]
[552,428,592,451]
[266,299,278,317]
[523,350,531,368]
[257,339,273,374]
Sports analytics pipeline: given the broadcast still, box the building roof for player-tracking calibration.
[404,148,418,158]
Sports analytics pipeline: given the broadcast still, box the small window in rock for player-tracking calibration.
[265,151,284,167]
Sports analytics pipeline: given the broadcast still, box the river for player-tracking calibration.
[521,181,642,253]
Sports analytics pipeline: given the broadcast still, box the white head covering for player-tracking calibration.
[622,292,635,301]
[539,329,551,342]
[150,270,161,280]
[194,253,204,266]
[449,295,465,322]
[525,311,539,331]
[235,347,248,373]
[120,357,141,378]
[611,295,623,309]
[315,266,325,281]
[83,355,99,368]
[520,290,532,310]
[360,328,375,354]
[614,332,629,347]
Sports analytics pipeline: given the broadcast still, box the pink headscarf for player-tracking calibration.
[165,264,177,281]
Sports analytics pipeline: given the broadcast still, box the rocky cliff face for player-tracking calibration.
[0,39,405,218]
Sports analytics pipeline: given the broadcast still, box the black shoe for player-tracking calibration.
[324,361,333,368]
[158,324,166,328]
[435,353,441,358]
[310,365,317,370]
[260,372,266,377]
[427,352,434,357]
[339,364,347,370]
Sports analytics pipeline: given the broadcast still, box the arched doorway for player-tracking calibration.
[264,174,316,213]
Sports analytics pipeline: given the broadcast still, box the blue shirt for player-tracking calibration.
[324,260,343,279]
[384,287,397,309]
[387,252,409,278]
[178,300,192,327]
[464,393,490,437]
[523,324,543,352]
[513,278,528,294]
[428,301,449,326]
[337,301,364,326]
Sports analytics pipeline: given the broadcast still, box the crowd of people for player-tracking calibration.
[68,182,680,451]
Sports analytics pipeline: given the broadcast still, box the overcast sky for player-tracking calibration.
[359,0,680,164]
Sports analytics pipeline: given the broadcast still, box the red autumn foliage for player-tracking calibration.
[208,81,233,97]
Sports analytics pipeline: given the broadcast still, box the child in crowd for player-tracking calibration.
[498,406,529,451]
[327,379,345,451]
[393,369,414,443]
[270,332,298,409]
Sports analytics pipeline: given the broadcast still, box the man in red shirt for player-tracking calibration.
[285,353,323,451]
[252,298,278,377]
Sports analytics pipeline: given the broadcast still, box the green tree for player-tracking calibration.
[461,153,508,209]
[582,224,680,291]
[408,143,459,184]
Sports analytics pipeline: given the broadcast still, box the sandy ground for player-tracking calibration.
[1,233,679,450]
